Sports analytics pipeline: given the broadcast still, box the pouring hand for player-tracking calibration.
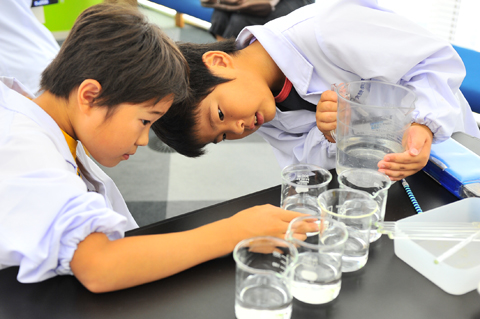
[377,124,433,181]
[316,90,337,143]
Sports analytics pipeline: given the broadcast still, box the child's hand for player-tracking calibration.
[227,204,309,240]
[377,124,433,181]
[316,90,337,143]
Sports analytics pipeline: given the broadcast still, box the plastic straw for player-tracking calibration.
[376,221,480,241]
[434,230,480,264]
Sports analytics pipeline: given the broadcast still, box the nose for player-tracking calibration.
[136,127,150,146]
[231,120,245,135]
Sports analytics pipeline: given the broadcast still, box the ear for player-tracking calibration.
[202,51,235,73]
[77,79,102,115]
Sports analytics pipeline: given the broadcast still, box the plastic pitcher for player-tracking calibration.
[332,80,416,175]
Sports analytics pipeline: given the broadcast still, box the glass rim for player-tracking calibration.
[317,189,379,219]
[286,216,348,250]
[281,164,332,189]
[233,236,299,274]
[335,80,417,110]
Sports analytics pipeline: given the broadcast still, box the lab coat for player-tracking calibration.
[237,0,480,170]
[0,78,138,283]
[0,0,59,95]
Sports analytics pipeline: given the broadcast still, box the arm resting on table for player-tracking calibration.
[70,205,305,293]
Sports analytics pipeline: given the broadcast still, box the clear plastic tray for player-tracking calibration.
[394,198,480,295]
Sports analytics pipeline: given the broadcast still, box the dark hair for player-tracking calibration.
[152,38,240,157]
[40,3,189,114]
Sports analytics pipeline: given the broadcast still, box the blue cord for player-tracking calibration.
[402,179,423,214]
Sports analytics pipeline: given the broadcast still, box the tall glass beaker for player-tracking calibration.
[333,80,416,175]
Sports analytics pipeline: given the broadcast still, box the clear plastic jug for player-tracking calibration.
[333,80,416,175]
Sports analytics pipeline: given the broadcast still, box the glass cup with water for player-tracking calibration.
[281,164,332,216]
[233,236,298,319]
[286,215,348,304]
[337,168,392,242]
[318,189,378,272]
[332,80,416,176]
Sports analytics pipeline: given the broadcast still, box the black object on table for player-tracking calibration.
[1,170,479,319]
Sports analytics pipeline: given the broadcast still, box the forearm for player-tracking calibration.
[71,218,239,293]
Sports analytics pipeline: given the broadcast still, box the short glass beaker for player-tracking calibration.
[281,164,332,216]
[233,236,298,319]
[286,216,348,304]
[318,189,378,272]
[338,168,392,242]
[333,80,416,175]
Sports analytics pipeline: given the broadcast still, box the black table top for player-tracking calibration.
[1,170,479,319]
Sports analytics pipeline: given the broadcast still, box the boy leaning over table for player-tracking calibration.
[152,0,480,182]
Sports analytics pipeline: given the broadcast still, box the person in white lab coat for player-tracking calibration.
[152,0,480,181]
[0,4,309,293]
[0,0,60,96]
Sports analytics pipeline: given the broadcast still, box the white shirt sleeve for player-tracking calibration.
[316,0,477,142]
[0,109,127,283]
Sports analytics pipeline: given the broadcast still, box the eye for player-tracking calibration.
[141,119,151,126]
[218,108,224,121]
[222,133,226,141]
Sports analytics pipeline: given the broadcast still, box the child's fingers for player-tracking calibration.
[378,167,418,181]
[378,151,428,180]
[291,219,319,234]
[278,209,310,222]
[290,233,308,242]
[320,90,338,104]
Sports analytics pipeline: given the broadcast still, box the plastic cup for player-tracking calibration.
[337,168,391,242]
[233,236,298,319]
[286,216,348,304]
[318,189,378,272]
[281,164,332,216]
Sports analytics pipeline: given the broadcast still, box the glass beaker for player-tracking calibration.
[286,216,348,304]
[337,168,392,242]
[233,236,298,319]
[281,164,332,216]
[318,189,378,272]
[333,80,416,175]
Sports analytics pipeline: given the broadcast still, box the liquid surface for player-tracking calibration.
[235,274,292,319]
[336,137,403,174]
[292,252,342,304]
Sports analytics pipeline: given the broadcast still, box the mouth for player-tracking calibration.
[123,153,134,160]
[254,112,264,127]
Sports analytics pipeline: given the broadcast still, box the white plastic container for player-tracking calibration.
[394,198,480,295]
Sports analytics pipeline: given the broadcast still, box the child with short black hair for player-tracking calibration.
[0,3,306,293]
[152,0,480,181]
